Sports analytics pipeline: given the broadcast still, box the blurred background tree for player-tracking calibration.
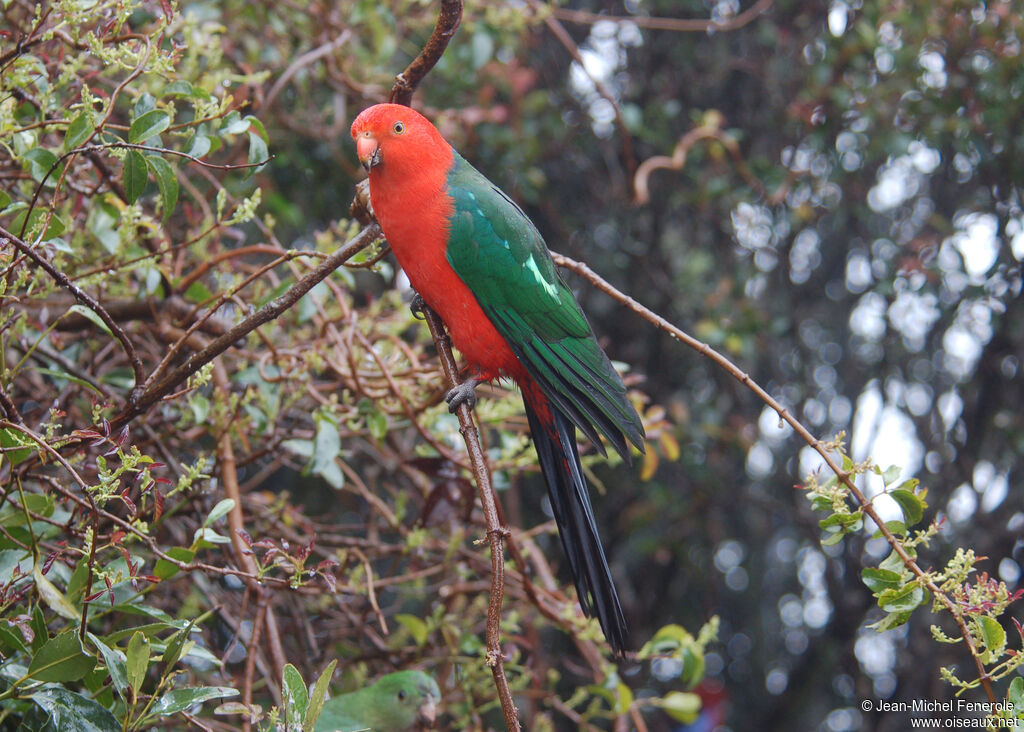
[1,0,1022,730]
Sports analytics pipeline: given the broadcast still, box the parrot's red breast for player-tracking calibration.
[350,103,520,382]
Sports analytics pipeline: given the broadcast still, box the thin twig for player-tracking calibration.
[550,0,774,33]
[1,226,147,390]
[418,304,521,731]
[528,0,636,183]
[105,223,381,431]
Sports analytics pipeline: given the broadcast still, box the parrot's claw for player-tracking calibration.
[410,292,427,320]
[445,378,479,413]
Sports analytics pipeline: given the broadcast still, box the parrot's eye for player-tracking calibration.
[397,689,407,701]
[393,121,405,135]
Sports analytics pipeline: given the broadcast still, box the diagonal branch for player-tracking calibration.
[550,250,997,705]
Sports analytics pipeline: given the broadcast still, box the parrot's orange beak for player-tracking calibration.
[417,695,438,728]
[356,132,382,171]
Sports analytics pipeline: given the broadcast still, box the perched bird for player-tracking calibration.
[314,670,441,732]
[351,104,645,654]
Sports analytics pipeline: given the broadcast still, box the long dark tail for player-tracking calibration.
[522,388,628,655]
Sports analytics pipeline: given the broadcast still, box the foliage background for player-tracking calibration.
[1,0,1022,730]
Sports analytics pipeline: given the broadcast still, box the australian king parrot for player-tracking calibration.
[351,104,645,654]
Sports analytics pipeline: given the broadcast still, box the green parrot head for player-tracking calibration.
[315,669,441,732]
[373,670,441,730]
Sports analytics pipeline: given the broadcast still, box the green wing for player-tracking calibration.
[444,153,644,456]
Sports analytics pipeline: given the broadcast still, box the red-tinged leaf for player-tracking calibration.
[111,531,125,545]
[120,490,136,516]
[138,575,160,584]
[90,436,107,447]
[1014,617,1024,642]
[104,576,114,606]
[149,462,166,470]
[71,429,102,439]
[153,477,173,485]
[117,425,129,446]
[321,573,337,593]
[117,546,132,566]
[41,551,58,575]
[84,591,104,603]
[159,0,173,20]
[236,529,252,547]
[103,445,119,457]
[101,418,110,436]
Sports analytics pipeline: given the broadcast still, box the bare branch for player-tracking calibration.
[387,0,464,106]
[551,0,774,33]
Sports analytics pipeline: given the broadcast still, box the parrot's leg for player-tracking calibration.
[445,377,480,412]
[409,291,427,320]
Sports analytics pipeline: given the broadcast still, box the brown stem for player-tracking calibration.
[418,304,521,731]
[387,0,464,106]
[214,363,288,683]
[550,251,998,704]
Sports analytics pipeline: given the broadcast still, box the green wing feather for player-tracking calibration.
[444,153,644,456]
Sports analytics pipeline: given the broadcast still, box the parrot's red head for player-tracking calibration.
[350,103,452,180]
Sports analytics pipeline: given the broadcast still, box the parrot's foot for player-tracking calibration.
[445,377,480,413]
[410,292,427,320]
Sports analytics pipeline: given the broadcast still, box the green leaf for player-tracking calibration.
[977,616,1006,661]
[660,691,702,724]
[680,643,705,688]
[8,204,66,241]
[146,686,238,718]
[66,304,113,336]
[871,520,907,538]
[395,613,428,646]
[65,113,96,150]
[34,564,80,620]
[889,488,924,527]
[185,133,211,158]
[877,583,926,614]
[0,426,35,466]
[204,499,236,528]
[145,154,178,219]
[861,567,903,595]
[163,80,194,97]
[29,687,120,732]
[283,663,309,724]
[23,147,61,185]
[1008,676,1024,712]
[126,630,150,695]
[304,659,337,730]
[246,130,269,177]
[153,546,196,580]
[123,149,148,203]
[88,633,129,700]
[128,109,170,143]
[161,619,195,669]
[28,630,96,682]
